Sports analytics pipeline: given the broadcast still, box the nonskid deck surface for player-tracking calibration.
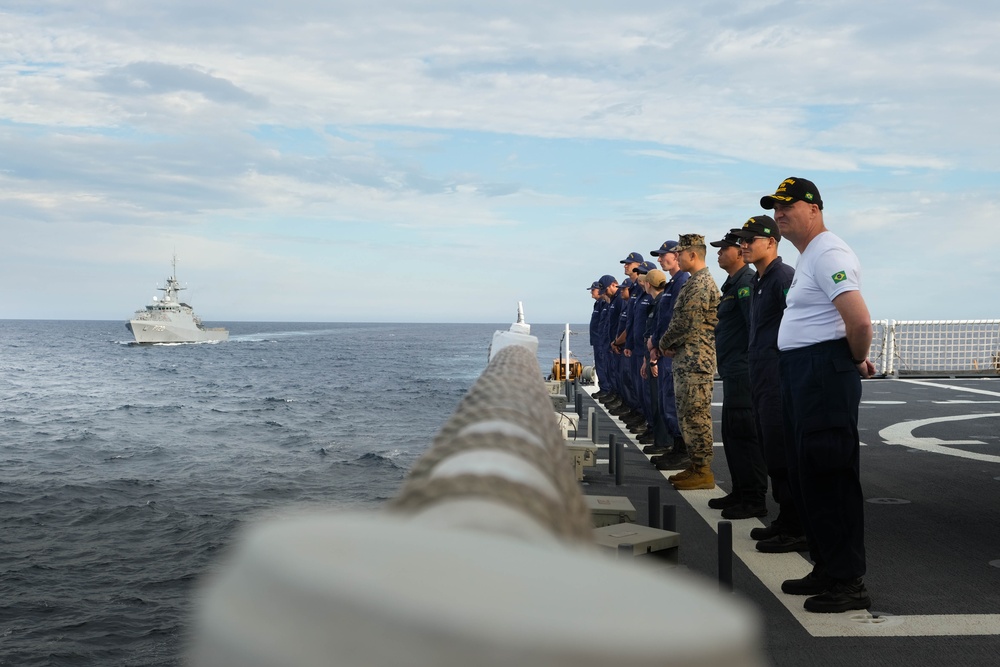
[575,377,1000,667]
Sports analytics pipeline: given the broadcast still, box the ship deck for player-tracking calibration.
[576,376,1000,666]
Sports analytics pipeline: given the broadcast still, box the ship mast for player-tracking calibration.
[159,254,186,303]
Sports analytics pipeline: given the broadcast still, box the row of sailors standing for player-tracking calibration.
[587,176,876,616]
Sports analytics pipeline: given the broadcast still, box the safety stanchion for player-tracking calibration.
[615,439,625,486]
[647,487,661,528]
[662,504,677,533]
[719,521,734,592]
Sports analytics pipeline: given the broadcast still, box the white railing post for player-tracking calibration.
[884,320,896,377]
[564,323,571,383]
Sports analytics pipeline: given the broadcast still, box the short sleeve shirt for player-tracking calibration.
[778,232,862,351]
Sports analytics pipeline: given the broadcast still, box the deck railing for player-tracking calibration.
[190,325,765,667]
[871,320,1000,376]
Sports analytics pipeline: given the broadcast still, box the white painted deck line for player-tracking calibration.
[587,381,1000,636]
[897,378,1000,398]
[879,413,1000,464]
[659,467,1000,637]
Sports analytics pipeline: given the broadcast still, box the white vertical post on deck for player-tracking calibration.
[564,322,571,382]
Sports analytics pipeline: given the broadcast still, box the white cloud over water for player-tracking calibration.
[1,1,998,323]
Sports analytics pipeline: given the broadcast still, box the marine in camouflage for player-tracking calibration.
[658,265,720,465]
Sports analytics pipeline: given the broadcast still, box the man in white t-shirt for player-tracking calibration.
[761,176,875,614]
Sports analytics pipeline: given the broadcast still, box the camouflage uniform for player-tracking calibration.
[659,263,720,467]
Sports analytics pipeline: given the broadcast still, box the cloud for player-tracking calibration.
[95,62,268,109]
[2,1,1000,321]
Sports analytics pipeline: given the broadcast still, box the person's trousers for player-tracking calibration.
[646,357,670,446]
[631,352,647,417]
[673,370,714,467]
[619,350,638,410]
[721,372,766,504]
[750,355,803,534]
[657,358,680,439]
[607,346,621,395]
[779,338,866,581]
[594,345,608,391]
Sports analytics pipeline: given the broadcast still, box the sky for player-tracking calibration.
[2,1,998,323]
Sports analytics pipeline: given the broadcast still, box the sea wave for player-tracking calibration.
[0,320,582,664]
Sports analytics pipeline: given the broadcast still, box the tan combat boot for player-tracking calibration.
[667,465,695,483]
[671,464,715,490]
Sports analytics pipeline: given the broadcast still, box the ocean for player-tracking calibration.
[0,320,592,666]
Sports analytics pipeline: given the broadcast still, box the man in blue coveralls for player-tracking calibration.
[595,275,622,409]
[589,280,609,399]
[602,274,626,412]
[630,261,657,444]
[647,240,690,469]
[639,267,673,453]
[611,252,644,422]
[611,277,646,430]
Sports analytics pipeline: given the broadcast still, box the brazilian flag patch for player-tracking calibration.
[737,286,751,298]
[832,270,847,284]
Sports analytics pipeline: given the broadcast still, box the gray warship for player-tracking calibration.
[126,258,228,344]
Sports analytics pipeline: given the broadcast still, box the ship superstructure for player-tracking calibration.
[126,258,228,344]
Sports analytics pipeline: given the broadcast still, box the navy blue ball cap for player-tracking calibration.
[650,240,679,256]
[588,280,601,290]
[619,251,644,264]
[634,261,657,274]
[621,277,633,289]
[598,274,618,291]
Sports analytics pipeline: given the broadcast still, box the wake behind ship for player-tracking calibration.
[126,258,228,344]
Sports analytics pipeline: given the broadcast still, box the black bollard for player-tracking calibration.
[647,487,661,528]
[590,409,598,445]
[719,521,734,592]
[608,433,616,475]
[662,504,677,533]
[615,439,625,486]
